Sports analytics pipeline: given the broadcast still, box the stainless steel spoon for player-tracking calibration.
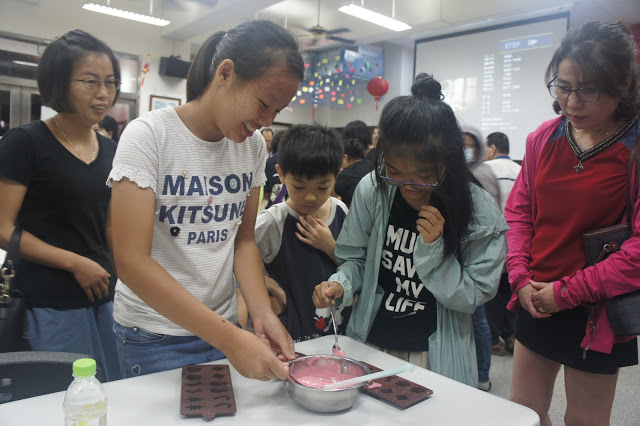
[329,299,344,356]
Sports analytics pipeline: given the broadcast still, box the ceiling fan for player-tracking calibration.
[297,0,356,50]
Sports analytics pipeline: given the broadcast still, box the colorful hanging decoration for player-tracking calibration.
[141,52,151,86]
[312,80,319,119]
[367,76,389,110]
[294,47,384,111]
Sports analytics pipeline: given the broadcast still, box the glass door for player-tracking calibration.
[0,81,43,136]
[23,88,43,124]
[0,84,19,135]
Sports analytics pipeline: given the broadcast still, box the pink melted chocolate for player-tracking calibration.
[332,347,346,357]
[290,366,360,389]
[289,357,364,389]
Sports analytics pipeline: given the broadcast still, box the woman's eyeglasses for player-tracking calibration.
[72,78,121,92]
[547,79,600,103]
[379,166,446,191]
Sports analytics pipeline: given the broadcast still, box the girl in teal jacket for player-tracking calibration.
[313,74,507,387]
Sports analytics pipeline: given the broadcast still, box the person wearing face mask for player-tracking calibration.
[506,21,639,426]
[312,73,507,387]
[0,30,120,380]
[462,126,500,208]
[460,125,500,391]
[108,20,305,380]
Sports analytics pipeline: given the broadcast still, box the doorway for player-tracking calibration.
[0,79,43,136]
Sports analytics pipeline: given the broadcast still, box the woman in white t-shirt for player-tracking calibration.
[108,20,304,380]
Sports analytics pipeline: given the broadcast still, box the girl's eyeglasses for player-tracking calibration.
[379,166,446,191]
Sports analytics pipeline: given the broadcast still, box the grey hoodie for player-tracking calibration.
[461,125,501,208]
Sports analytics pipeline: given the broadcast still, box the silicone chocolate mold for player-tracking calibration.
[361,362,433,409]
[180,365,237,420]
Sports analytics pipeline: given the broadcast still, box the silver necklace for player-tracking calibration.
[53,115,96,162]
[573,126,612,151]
[566,117,638,173]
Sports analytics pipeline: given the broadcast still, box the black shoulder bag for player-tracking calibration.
[0,228,27,352]
[583,134,640,336]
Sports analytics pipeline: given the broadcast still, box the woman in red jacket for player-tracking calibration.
[505,21,639,426]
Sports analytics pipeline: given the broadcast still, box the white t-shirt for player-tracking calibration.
[108,107,266,335]
[485,157,521,214]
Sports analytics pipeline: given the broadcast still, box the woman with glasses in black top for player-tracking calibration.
[0,30,120,380]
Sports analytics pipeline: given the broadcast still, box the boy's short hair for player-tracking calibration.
[486,132,510,155]
[277,124,344,179]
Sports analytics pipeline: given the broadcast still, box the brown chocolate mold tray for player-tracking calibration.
[180,364,237,420]
[360,362,433,409]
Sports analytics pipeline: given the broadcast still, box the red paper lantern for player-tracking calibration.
[367,76,389,110]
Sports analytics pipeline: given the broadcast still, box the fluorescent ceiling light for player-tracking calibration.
[12,60,38,67]
[82,3,170,26]
[339,4,411,32]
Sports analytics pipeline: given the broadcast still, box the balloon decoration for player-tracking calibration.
[141,52,151,86]
[367,76,389,110]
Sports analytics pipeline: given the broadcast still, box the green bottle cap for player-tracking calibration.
[72,358,97,377]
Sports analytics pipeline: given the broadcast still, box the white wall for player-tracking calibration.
[1,0,188,115]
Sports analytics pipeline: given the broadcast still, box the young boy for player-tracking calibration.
[255,124,349,342]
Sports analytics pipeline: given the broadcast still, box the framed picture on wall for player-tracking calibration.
[149,95,181,111]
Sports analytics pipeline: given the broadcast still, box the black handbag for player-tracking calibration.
[583,134,640,336]
[0,228,27,353]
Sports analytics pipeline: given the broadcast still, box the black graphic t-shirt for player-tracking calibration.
[367,191,437,351]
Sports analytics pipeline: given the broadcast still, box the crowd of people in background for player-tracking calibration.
[1,18,639,426]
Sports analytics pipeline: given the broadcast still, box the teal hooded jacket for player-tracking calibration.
[329,172,508,387]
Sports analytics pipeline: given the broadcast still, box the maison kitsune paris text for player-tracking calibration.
[159,173,253,244]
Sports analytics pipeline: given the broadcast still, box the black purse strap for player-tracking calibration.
[1,228,23,295]
[6,228,23,264]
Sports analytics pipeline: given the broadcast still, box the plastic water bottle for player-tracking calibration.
[63,358,108,426]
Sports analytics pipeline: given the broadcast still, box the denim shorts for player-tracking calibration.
[113,323,226,378]
[26,302,121,382]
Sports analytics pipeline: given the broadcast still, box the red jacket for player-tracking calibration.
[505,116,639,354]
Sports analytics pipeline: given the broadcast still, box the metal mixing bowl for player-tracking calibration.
[286,355,371,414]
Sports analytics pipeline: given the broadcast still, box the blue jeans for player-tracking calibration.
[472,304,491,383]
[113,323,227,378]
[25,302,121,382]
